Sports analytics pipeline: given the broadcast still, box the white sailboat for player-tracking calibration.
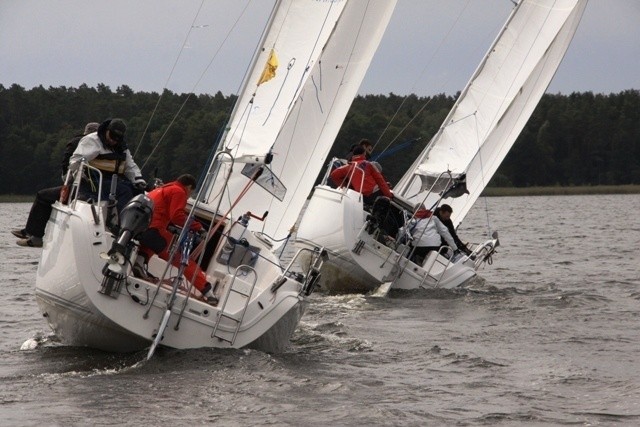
[296,0,588,293]
[35,0,397,353]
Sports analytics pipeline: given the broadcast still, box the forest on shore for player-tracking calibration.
[1,83,638,195]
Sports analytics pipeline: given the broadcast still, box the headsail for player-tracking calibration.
[394,0,588,227]
[202,0,397,240]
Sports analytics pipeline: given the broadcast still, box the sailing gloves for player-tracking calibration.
[134,177,147,190]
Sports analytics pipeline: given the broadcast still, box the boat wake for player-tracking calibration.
[19,331,59,351]
[291,320,373,353]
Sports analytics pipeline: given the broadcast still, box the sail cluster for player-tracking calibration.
[395,0,587,227]
[204,0,397,240]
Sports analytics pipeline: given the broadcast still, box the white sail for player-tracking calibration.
[203,0,397,240]
[395,0,588,228]
[35,1,350,353]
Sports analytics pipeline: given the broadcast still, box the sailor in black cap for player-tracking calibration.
[69,118,147,212]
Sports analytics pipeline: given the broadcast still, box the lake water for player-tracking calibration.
[1,194,639,425]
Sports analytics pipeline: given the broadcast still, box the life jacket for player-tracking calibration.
[88,125,129,178]
[89,151,127,176]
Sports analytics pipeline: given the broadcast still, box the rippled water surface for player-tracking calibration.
[1,195,639,425]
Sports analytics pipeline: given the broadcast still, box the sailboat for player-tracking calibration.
[34,0,397,353]
[296,0,588,293]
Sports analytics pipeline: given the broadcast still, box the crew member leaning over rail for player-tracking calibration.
[69,118,147,212]
[329,145,393,206]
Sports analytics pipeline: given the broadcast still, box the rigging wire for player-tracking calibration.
[261,0,373,238]
[137,1,253,171]
[468,0,551,238]
[372,0,472,158]
[134,0,206,158]
[472,113,492,238]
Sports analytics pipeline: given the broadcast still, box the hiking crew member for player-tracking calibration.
[403,207,458,264]
[434,204,472,256]
[12,122,99,248]
[330,145,393,206]
[69,118,146,212]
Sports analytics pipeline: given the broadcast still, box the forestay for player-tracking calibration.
[394,0,588,228]
[202,0,397,240]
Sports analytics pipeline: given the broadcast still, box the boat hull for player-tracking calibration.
[36,288,150,352]
[296,186,484,292]
[35,202,307,353]
[297,186,380,293]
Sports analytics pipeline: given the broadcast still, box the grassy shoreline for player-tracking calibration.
[2,185,639,203]
[0,194,36,203]
[481,185,640,197]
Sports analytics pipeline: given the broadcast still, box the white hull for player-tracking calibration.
[296,186,497,293]
[36,201,309,353]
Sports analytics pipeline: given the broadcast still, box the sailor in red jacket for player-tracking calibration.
[330,145,393,205]
[136,174,218,304]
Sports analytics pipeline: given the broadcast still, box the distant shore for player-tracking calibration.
[2,185,639,203]
[0,195,34,203]
[481,185,640,197]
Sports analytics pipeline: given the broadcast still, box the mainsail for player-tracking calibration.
[394,0,588,228]
[202,0,397,240]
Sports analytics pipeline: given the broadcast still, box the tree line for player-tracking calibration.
[0,83,638,195]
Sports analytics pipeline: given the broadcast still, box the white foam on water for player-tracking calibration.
[20,338,39,351]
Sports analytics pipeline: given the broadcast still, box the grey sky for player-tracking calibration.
[1,0,638,97]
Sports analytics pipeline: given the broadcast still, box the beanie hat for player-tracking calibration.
[107,118,127,142]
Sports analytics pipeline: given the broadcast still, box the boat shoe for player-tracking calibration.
[16,236,43,248]
[204,295,219,306]
[11,229,28,239]
[131,262,158,283]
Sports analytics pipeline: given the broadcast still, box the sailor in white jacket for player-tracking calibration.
[69,118,146,211]
[404,207,458,264]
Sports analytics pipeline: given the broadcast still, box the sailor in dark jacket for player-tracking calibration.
[434,204,472,255]
[12,122,99,248]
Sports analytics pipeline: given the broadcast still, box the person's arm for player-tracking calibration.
[434,217,457,249]
[369,164,393,198]
[444,219,465,250]
[123,149,144,184]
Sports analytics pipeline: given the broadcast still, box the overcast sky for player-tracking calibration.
[1,0,638,97]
